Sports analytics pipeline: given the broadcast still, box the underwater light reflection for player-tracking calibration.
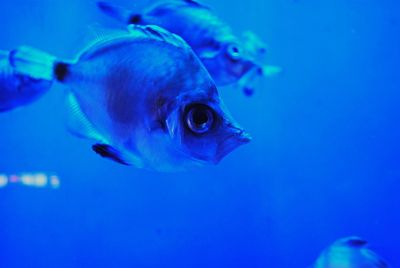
[0,172,60,189]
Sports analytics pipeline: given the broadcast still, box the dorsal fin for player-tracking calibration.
[182,0,211,10]
[335,236,368,248]
[76,25,129,60]
[78,24,190,61]
[127,24,190,49]
[87,24,126,44]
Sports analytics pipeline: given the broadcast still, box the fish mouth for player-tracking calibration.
[229,60,255,78]
[213,129,251,164]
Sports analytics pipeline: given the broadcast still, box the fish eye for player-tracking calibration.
[227,44,241,61]
[185,104,215,134]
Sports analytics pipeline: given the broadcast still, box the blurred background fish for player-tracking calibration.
[97,0,281,96]
[311,237,390,268]
[10,25,250,171]
[0,49,52,112]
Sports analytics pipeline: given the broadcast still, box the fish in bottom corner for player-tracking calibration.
[0,49,52,112]
[97,0,282,96]
[311,236,391,268]
[9,24,251,171]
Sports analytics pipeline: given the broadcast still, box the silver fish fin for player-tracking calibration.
[76,25,132,61]
[97,1,139,25]
[127,24,190,49]
[66,94,143,167]
[79,25,189,61]
[262,65,282,77]
[92,143,131,166]
[65,93,105,142]
[8,46,57,80]
[86,23,128,44]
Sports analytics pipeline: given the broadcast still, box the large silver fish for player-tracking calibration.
[97,0,281,96]
[0,50,52,112]
[10,25,250,171]
[311,237,390,268]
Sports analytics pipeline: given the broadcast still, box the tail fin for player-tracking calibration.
[9,46,58,80]
[97,1,141,25]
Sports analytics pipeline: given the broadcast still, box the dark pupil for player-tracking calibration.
[186,104,214,134]
[232,47,239,53]
[192,109,209,126]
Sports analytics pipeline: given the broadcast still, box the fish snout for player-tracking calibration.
[213,126,251,164]
[236,58,258,78]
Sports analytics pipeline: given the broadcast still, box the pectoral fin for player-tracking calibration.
[66,93,105,142]
[238,65,282,96]
[261,65,282,77]
[92,144,131,166]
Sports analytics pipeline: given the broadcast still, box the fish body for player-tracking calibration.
[10,25,250,171]
[98,0,281,95]
[312,237,390,268]
[0,50,52,112]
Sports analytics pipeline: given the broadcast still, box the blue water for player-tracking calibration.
[0,0,399,267]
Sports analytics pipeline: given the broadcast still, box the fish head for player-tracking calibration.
[241,31,268,60]
[199,40,256,86]
[223,42,257,79]
[163,83,251,166]
[216,32,270,86]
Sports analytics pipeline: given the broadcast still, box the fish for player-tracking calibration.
[97,0,281,96]
[0,49,52,112]
[9,25,251,171]
[311,236,390,268]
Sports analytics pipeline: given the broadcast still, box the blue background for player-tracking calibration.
[0,0,399,267]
